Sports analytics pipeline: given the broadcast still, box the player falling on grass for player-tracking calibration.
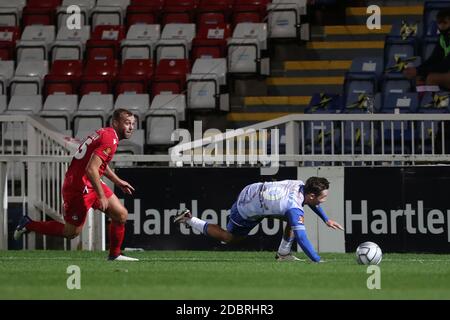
[174,177,344,263]
[14,108,138,261]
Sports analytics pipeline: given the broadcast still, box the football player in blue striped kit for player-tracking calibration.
[174,177,344,262]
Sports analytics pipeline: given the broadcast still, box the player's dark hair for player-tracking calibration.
[112,108,133,121]
[437,8,450,22]
[304,177,329,196]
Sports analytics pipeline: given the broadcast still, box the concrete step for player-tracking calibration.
[345,6,423,25]
[283,60,351,77]
[312,25,392,42]
[242,96,311,112]
[267,76,344,96]
[301,40,384,60]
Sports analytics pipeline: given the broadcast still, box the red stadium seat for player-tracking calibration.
[126,5,161,28]
[191,23,231,60]
[22,6,56,26]
[152,59,190,96]
[87,26,126,61]
[116,59,154,95]
[115,75,148,95]
[44,60,83,97]
[26,0,62,8]
[120,59,154,80]
[80,59,119,95]
[86,40,118,61]
[0,27,21,60]
[162,0,197,25]
[44,75,78,96]
[50,60,83,77]
[197,0,231,25]
[91,25,126,42]
[130,0,165,6]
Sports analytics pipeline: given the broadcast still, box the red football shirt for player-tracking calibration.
[63,127,118,193]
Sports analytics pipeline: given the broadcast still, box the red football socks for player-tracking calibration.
[27,221,65,237]
[109,221,125,258]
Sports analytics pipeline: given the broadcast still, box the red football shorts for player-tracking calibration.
[62,183,114,227]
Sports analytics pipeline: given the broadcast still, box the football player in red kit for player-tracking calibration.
[14,108,138,261]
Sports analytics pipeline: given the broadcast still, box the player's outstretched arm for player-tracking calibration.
[286,208,321,263]
[104,165,135,195]
[308,204,329,223]
[309,205,344,231]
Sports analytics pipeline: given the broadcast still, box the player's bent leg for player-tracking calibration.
[173,209,245,243]
[104,194,138,262]
[62,222,83,239]
[14,215,66,240]
[276,223,301,262]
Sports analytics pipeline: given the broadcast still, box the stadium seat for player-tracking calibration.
[389,20,422,40]
[86,26,126,61]
[73,93,113,138]
[122,24,160,62]
[155,23,196,63]
[417,91,450,153]
[56,26,91,43]
[116,128,145,156]
[6,95,43,114]
[41,94,78,133]
[161,0,196,25]
[0,60,15,95]
[149,93,186,121]
[22,6,56,26]
[91,6,124,28]
[306,93,343,114]
[349,57,384,80]
[187,58,229,112]
[152,59,190,96]
[0,95,7,114]
[227,23,270,75]
[52,26,91,62]
[382,92,419,113]
[78,93,114,111]
[10,60,49,96]
[114,93,150,126]
[267,0,309,40]
[44,60,83,97]
[126,4,161,28]
[0,27,21,60]
[62,0,96,10]
[145,107,179,146]
[381,75,413,94]
[16,26,55,62]
[80,59,119,95]
[191,22,231,60]
[0,6,21,27]
[384,36,418,72]
[56,4,88,30]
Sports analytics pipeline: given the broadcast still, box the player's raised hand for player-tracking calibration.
[117,179,135,195]
[326,220,344,231]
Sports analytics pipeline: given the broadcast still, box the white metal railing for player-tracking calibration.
[169,114,450,168]
[0,115,79,250]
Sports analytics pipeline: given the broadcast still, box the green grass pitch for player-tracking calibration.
[1,250,450,299]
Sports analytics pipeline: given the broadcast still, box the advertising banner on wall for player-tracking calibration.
[344,166,450,253]
[115,167,297,251]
